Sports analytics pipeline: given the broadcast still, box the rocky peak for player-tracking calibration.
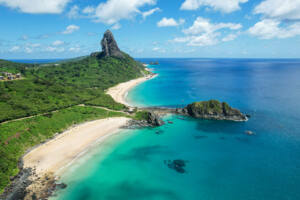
[101,30,124,58]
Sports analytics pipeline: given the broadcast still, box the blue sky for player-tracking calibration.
[0,0,300,59]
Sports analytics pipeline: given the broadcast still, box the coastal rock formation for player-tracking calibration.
[124,111,164,129]
[176,100,247,121]
[147,111,165,126]
[164,159,187,174]
[101,30,124,58]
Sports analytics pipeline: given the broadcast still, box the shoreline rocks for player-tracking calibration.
[147,111,165,126]
[0,166,67,200]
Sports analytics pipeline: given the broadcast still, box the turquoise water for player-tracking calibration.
[54,58,300,200]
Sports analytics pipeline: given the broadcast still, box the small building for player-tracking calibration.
[7,75,14,80]
[16,73,21,78]
[0,76,4,80]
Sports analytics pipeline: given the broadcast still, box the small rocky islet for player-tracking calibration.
[164,160,187,174]
[176,100,247,121]
[138,100,248,128]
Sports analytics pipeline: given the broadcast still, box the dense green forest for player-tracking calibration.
[0,53,146,122]
[0,52,147,193]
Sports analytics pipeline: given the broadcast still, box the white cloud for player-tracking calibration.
[82,6,95,14]
[157,18,185,27]
[174,33,219,46]
[25,47,33,53]
[26,43,41,48]
[173,17,242,46]
[62,25,80,34]
[67,5,79,19]
[248,19,300,39]
[69,47,80,52]
[20,35,28,41]
[183,17,241,35]
[222,33,238,42]
[45,46,65,52]
[111,23,121,30]
[180,0,248,13]
[92,0,156,24]
[0,0,71,14]
[9,46,20,52]
[152,46,166,53]
[52,40,64,46]
[142,7,160,19]
[254,0,300,20]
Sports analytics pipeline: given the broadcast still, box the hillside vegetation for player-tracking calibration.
[0,50,147,193]
[0,53,145,122]
[0,106,129,193]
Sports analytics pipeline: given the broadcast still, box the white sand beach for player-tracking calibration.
[23,74,155,178]
[106,74,157,106]
[23,117,129,176]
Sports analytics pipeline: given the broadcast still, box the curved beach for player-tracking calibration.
[106,74,157,106]
[17,73,155,199]
[22,74,155,177]
[23,117,130,176]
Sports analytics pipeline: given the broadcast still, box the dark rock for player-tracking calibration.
[123,119,150,129]
[176,100,247,121]
[194,135,208,139]
[56,183,67,190]
[246,114,251,118]
[147,111,165,126]
[155,130,164,135]
[245,130,255,135]
[100,30,124,58]
[164,159,187,174]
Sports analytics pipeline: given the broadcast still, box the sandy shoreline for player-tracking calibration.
[23,73,156,177]
[23,117,129,176]
[18,73,156,199]
[106,74,157,106]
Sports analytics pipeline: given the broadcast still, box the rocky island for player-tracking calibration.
[176,100,247,121]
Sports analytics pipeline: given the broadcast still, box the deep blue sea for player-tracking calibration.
[51,58,300,200]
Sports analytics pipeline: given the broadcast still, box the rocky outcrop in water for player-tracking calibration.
[176,100,247,121]
[147,111,164,126]
[124,111,164,129]
[164,159,187,174]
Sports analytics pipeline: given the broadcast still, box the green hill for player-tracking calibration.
[0,52,145,123]
[0,30,148,194]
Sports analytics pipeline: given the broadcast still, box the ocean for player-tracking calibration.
[51,58,300,200]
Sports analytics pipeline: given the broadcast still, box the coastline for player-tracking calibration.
[23,117,130,176]
[106,73,157,106]
[5,73,156,199]
[23,73,156,177]
[4,117,130,199]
